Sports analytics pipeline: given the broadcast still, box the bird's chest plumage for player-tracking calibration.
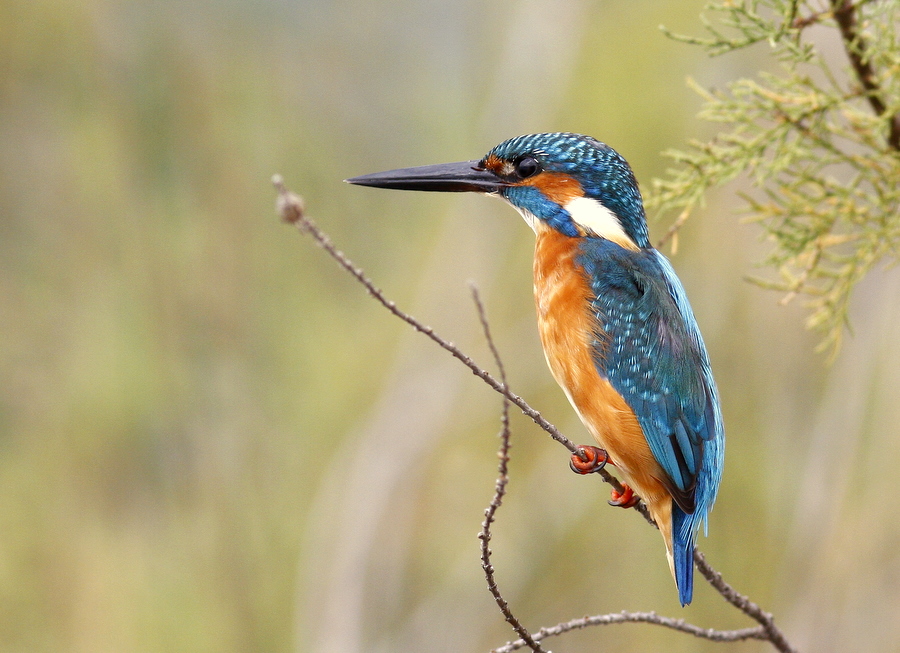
[532,227,666,497]
[532,228,599,391]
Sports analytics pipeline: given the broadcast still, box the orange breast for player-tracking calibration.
[532,225,671,511]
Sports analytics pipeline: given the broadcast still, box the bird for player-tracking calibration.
[346,132,724,606]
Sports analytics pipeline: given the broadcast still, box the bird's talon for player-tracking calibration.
[569,445,609,474]
[608,484,640,508]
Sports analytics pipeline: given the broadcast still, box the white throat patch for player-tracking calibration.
[498,193,637,249]
[563,196,636,248]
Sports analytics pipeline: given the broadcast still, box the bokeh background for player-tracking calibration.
[3,1,900,651]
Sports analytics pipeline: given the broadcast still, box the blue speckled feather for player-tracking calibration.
[577,238,723,606]
[577,238,723,524]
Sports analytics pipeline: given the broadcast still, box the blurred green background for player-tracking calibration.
[2,1,899,651]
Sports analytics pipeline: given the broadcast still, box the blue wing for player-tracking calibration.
[577,239,723,518]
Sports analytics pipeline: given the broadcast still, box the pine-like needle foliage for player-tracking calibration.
[650,0,900,356]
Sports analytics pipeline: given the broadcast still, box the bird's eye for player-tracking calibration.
[514,155,540,179]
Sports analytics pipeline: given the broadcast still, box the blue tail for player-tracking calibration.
[672,504,694,606]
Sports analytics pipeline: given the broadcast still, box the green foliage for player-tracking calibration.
[649,0,900,356]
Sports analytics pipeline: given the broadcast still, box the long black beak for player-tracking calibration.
[345,160,507,193]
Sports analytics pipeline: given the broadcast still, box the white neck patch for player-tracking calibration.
[563,196,636,248]
[497,193,637,248]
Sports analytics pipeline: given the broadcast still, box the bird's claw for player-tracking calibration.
[569,445,609,475]
[608,484,640,508]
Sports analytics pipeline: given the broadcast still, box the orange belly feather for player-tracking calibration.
[533,224,677,571]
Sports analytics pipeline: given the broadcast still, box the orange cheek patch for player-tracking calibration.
[525,172,583,205]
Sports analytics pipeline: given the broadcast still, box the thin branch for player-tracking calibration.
[276,178,798,653]
[471,285,546,653]
[830,0,900,150]
[493,612,768,653]
[272,175,580,456]
[656,206,692,251]
[694,551,798,653]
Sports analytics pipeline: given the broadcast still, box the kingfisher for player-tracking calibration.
[347,132,724,606]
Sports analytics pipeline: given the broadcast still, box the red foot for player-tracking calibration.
[569,445,609,475]
[608,484,640,509]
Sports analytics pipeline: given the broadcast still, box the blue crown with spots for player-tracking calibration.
[486,133,650,248]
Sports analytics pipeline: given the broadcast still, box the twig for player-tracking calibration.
[275,178,798,652]
[694,551,799,653]
[272,175,580,456]
[471,286,546,653]
[655,206,692,252]
[830,0,900,150]
[492,612,767,653]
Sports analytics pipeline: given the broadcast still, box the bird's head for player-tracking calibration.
[347,132,650,250]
